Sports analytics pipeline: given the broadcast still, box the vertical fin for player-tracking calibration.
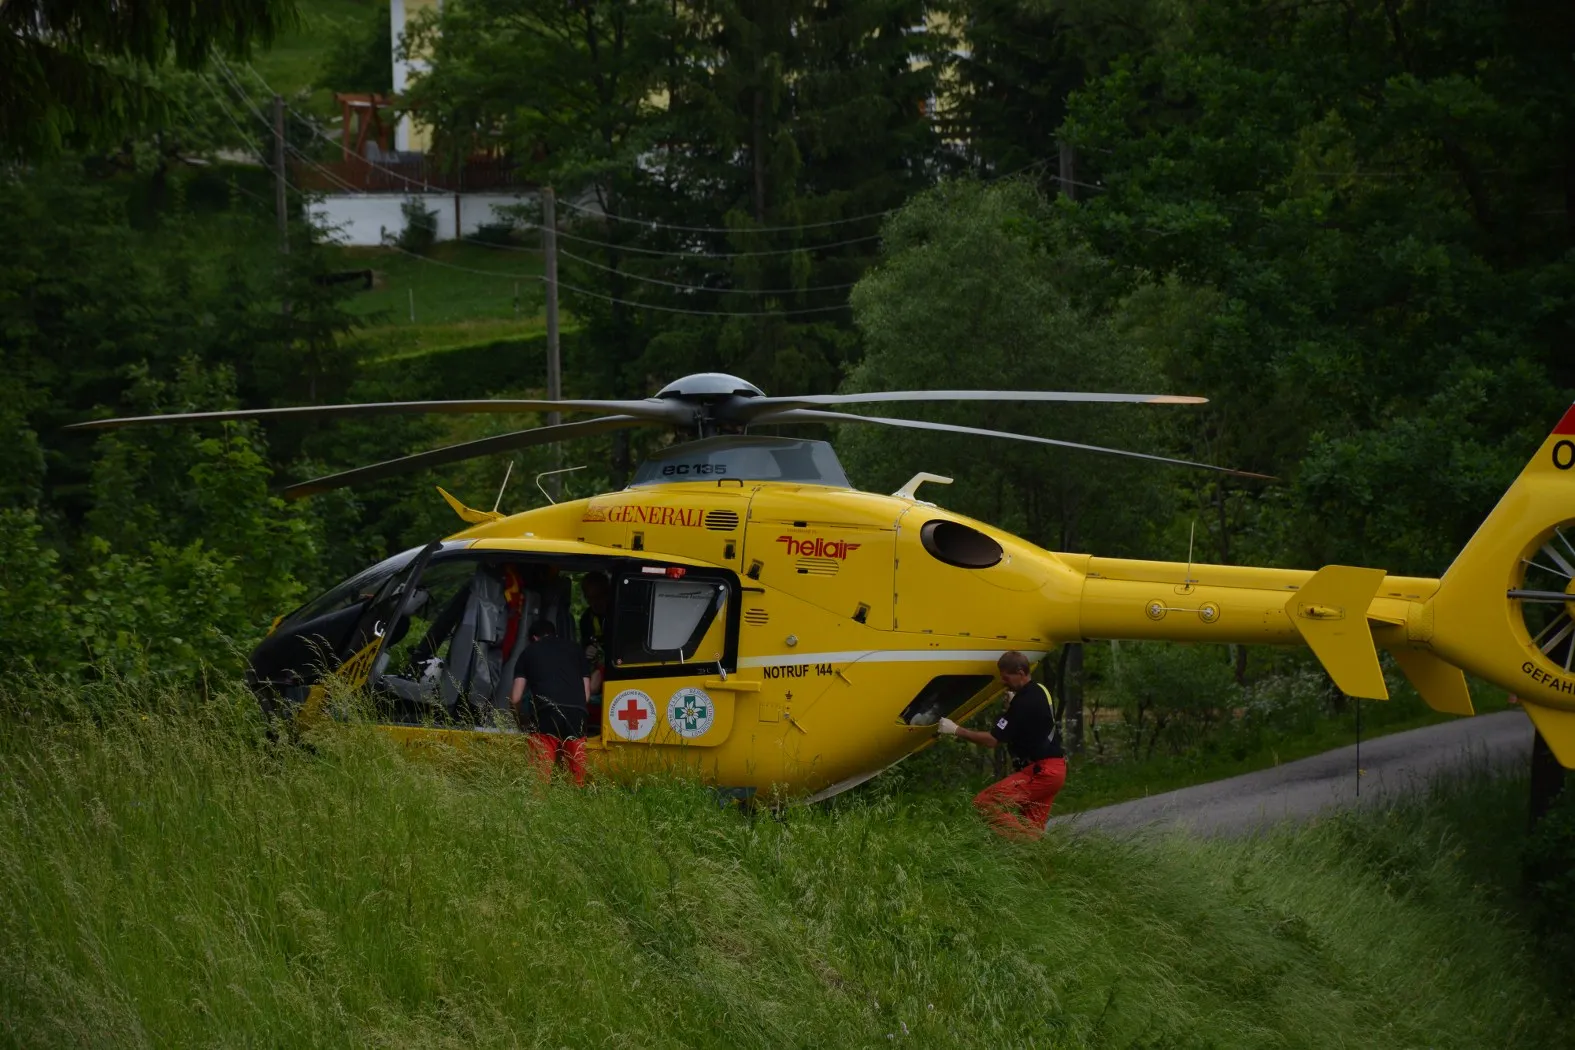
[1391,649,1474,716]
[1285,565,1390,699]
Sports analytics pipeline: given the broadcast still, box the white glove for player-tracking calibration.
[936,717,958,736]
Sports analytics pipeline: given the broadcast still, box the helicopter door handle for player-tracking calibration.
[704,678,760,692]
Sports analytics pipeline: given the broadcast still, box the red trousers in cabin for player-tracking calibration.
[527,734,587,787]
[972,758,1066,840]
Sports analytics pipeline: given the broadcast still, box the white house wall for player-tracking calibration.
[308,192,538,247]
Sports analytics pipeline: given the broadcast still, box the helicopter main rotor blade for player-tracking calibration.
[757,408,1275,480]
[735,389,1207,421]
[66,398,685,431]
[282,415,652,500]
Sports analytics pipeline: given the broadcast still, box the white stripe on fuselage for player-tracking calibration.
[738,649,1048,668]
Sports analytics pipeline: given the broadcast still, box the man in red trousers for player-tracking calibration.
[937,651,1066,840]
[510,618,591,786]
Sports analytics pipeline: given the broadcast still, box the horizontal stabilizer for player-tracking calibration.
[1391,649,1474,716]
[1522,702,1575,768]
[1286,565,1390,699]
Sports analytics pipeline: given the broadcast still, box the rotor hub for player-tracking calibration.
[655,373,766,402]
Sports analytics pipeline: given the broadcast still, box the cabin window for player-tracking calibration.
[611,574,729,668]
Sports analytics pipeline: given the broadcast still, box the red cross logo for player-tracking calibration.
[618,698,649,732]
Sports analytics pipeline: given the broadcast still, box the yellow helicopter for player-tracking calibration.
[72,372,1575,799]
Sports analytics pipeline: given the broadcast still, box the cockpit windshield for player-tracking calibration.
[277,546,423,633]
[252,542,470,693]
[631,436,851,488]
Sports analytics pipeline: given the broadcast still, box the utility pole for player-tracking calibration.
[1056,139,1084,754]
[272,94,289,255]
[1058,139,1077,202]
[542,186,563,498]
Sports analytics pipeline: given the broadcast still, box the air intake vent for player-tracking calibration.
[797,557,839,577]
[744,608,769,625]
[704,509,740,531]
[920,519,1003,569]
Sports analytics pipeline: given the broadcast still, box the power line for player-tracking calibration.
[554,195,899,233]
[555,278,850,317]
[378,239,847,316]
[205,68,369,208]
[457,236,543,254]
[557,247,861,295]
[378,238,545,278]
[476,223,883,259]
[220,57,448,193]
[286,142,360,193]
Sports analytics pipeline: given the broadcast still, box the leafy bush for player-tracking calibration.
[1,360,330,683]
[0,510,74,673]
[395,196,439,254]
[1092,641,1243,758]
[1525,785,1575,990]
[469,218,519,246]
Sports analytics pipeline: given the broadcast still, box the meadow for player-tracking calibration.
[1,679,1566,1049]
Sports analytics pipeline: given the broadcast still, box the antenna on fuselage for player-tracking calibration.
[492,460,515,514]
[1184,520,1198,587]
[535,465,586,505]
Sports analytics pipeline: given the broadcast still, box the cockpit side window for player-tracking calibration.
[607,571,736,677]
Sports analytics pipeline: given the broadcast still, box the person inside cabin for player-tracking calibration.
[578,571,611,721]
[935,651,1066,840]
[511,618,592,785]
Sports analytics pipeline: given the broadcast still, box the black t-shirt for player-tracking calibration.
[515,635,590,737]
[992,681,1062,764]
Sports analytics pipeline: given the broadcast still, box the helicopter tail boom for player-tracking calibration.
[1076,558,1437,701]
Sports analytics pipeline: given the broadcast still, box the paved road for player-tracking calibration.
[1048,711,1534,838]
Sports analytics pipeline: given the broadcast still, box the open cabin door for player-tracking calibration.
[602,566,743,749]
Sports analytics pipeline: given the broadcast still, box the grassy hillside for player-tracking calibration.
[1,682,1565,1049]
[337,243,548,336]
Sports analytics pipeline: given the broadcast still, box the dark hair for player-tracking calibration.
[528,618,557,639]
[581,571,610,593]
[997,650,1031,675]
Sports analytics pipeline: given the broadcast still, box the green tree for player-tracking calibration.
[1062,0,1575,577]
[634,0,949,395]
[0,0,300,158]
[317,1,393,96]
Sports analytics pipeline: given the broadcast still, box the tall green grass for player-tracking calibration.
[0,680,1565,1048]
